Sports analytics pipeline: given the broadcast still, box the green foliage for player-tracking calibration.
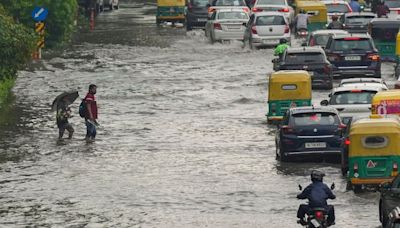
[0,77,16,105]
[0,0,78,47]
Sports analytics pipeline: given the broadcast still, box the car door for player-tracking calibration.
[382,177,400,218]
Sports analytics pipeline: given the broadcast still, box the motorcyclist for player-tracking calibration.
[294,9,309,33]
[297,170,336,226]
[327,15,343,29]
[274,38,290,59]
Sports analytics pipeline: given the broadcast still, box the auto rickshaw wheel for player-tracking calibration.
[353,184,362,193]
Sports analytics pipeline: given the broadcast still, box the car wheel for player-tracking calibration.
[353,185,362,193]
[278,144,289,162]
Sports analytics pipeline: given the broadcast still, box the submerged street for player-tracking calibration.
[0,1,397,227]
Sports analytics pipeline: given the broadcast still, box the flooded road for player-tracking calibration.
[0,1,396,227]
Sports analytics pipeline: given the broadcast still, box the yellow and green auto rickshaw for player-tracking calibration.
[156,0,186,25]
[369,18,400,62]
[395,31,400,78]
[295,1,327,32]
[346,117,400,192]
[371,90,400,117]
[267,70,312,124]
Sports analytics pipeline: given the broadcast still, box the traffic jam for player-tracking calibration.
[156,0,400,227]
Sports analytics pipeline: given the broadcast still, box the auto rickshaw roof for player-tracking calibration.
[268,71,312,100]
[270,70,311,82]
[296,1,326,8]
[351,118,400,135]
[372,90,400,101]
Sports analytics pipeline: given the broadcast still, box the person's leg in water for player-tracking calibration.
[58,125,66,139]
[65,122,74,139]
[85,120,96,141]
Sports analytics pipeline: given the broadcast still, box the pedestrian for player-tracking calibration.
[349,0,362,12]
[327,15,343,29]
[56,96,74,139]
[376,0,390,17]
[84,84,98,142]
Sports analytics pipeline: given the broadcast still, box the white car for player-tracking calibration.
[320,85,385,119]
[386,0,400,16]
[104,0,119,10]
[244,12,290,48]
[251,0,294,23]
[208,0,250,16]
[339,78,388,90]
[323,1,352,23]
[205,9,250,43]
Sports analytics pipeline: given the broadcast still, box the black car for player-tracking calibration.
[186,0,209,30]
[339,12,376,33]
[380,175,400,226]
[273,47,333,90]
[324,33,381,78]
[275,106,345,162]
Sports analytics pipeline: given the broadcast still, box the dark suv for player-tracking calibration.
[380,174,400,226]
[186,0,209,30]
[324,34,381,78]
[273,47,333,89]
[275,106,345,162]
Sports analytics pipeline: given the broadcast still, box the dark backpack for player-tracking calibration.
[79,99,87,118]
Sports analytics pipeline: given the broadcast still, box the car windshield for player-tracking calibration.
[257,0,286,5]
[386,0,400,8]
[218,11,248,19]
[333,39,372,51]
[313,34,330,46]
[330,90,376,104]
[326,4,350,13]
[345,16,375,25]
[292,112,340,126]
[214,0,246,6]
[371,27,398,42]
[191,0,209,6]
[256,15,286,25]
[285,52,325,63]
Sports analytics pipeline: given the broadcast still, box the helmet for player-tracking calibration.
[280,38,287,44]
[332,15,338,20]
[311,170,325,182]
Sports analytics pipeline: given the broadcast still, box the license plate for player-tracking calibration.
[197,18,207,22]
[310,219,320,227]
[228,25,241,29]
[345,56,361,61]
[305,142,326,148]
[263,39,277,44]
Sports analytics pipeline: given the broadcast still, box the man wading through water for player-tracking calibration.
[84,84,98,142]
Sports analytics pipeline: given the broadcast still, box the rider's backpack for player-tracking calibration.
[78,99,87,118]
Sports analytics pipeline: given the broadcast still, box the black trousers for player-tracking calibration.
[297,204,335,224]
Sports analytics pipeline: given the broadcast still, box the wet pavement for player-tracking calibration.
[0,1,397,227]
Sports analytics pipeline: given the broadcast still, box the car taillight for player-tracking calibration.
[284,25,289,33]
[251,25,257,34]
[393,162,398,176]
[345,138,350,145]
[243,7,249,13]
[279,8,289,12]
[395,82,400,89]
[214,23,222,30]
[368,53,380,61]
[315,211,324,220]
[328,54,340,62]
[252,7,263,12]
[282,125,295,134]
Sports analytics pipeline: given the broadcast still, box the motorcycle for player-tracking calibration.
[297,183,335,228]
[296,28,308,39]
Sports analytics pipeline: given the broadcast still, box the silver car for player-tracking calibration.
[205,9,249,43]
[208,0,250,16]
[251,0,294,24]
[244,12,290,48]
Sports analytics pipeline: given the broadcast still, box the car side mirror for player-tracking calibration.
[320,100,329,106]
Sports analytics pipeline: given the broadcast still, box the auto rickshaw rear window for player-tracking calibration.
[333,39,372,51]
[214,0,246,6]
[286,52,325,63]
[256,16,286,25]
[292,112,339,126]
[281,84,297,90]
[371,28,398,42]
[362,136,388,148]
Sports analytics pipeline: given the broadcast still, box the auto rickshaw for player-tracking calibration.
[156,0,186,25]
[295,1,327,32]
[395,30,400,78]
[371,90,400,117]
[267,70,312,124]
[369,18,400,62]
[346,117,400,192]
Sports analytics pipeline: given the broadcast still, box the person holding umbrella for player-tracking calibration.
[52,90,79,140]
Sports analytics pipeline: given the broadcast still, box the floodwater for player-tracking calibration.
[0,1,396,227]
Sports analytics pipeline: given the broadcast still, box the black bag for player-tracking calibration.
[78,99,86,118]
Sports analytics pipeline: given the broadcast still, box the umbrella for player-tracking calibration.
[51,90,79,112]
